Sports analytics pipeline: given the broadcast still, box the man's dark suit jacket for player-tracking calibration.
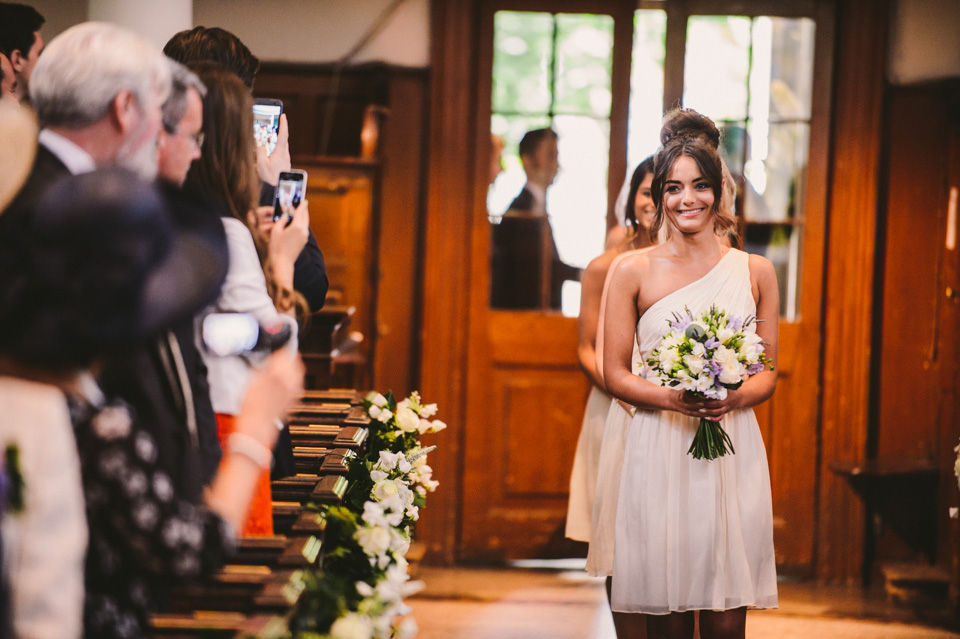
[490,185,581,310]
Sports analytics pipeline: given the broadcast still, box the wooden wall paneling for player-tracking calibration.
[877,87,946,467]
[417,0,479,563]
[764,0,836,577]
[817,0,889,583]
[937,83,960,602]
[373,72,430,397]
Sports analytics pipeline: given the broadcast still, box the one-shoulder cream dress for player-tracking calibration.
[610,249,778,614]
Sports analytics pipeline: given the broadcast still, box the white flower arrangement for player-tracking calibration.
[289,391,442,638]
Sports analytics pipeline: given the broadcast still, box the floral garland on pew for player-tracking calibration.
[287,391,445,639]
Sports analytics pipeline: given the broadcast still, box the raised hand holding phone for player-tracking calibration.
[267,190,309,291]
[253,99,290,186]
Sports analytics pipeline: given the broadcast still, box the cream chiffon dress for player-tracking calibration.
[565,385,613,542]
[609,249,778,614]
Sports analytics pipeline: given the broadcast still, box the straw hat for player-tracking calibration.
[0,101,37,212]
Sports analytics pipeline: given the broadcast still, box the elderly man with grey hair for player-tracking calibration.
[1,21,170,230]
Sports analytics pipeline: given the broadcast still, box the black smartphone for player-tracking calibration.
[273,169,307,222]
[253,97,283,156]
[201,313,292,357]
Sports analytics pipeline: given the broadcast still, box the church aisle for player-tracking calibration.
[407,564,960,639]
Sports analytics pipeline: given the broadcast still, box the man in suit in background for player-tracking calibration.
[492,127,580,310]
[0,2,44,103]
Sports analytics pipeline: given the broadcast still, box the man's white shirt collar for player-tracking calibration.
[525,182,547,214]
[38,129,97,175]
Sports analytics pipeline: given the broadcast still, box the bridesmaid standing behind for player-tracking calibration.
[566,157,656,639]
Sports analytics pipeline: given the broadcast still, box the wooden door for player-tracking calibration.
[459,1,631,560]
[457,1,833,567]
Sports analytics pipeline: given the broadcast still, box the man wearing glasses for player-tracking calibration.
[157,60,205,187]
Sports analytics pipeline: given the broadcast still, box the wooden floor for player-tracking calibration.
[407,561,960,639]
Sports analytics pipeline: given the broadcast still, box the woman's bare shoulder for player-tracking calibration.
[746,252,776,282]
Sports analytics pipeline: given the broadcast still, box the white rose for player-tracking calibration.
[683,353,705,375]
[373,479,400,501]
[719,361,745,385]
[419,403,438,418]
[395,617,418,639]
[330,613,374,639]
[396,408,420,433]
[356,525,392,556]
[366,392,388,407]
[717,327,734,344]
[428,419,447,433]
[378,450,403,471]
[396,398,411,411]
[690,341,706,357]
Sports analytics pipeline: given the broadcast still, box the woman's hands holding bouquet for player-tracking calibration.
[672,387,743,422]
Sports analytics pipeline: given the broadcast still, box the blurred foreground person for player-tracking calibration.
[0,169,304,638]
[0,98,84,639]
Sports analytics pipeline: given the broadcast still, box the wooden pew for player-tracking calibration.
[150,395,368,638]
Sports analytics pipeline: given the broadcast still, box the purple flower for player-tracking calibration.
[707,360,723,376]
[728,316,743,331]
[747,362,765,375]
[705,337,720,349]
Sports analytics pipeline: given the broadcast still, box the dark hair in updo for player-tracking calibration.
[648,109,736,243]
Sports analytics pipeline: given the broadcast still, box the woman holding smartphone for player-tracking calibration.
[186,62,310,536]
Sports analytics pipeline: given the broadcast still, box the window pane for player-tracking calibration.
[627,9,667,169]
[744,223,802,320]
[718,120,747,177]
[492,11,554,114]
[744,121,809,222]
[683,16,751,121]
[554,14,614,118]
[550,114,609,269]
[766,17,816,121]
[488,113,552,217]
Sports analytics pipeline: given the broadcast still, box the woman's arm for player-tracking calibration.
[265,199,309,317]
[577,253,613,388]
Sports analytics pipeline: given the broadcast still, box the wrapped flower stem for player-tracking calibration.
[687,413,735,461]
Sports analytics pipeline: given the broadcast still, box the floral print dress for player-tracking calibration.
[69,383,235,639]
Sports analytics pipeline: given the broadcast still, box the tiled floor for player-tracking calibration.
[407,562,960,639]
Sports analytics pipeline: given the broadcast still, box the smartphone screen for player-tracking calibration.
[273,170,306,221]
[253,98,283,156]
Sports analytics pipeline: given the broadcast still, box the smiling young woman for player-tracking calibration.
[598,108,780,639]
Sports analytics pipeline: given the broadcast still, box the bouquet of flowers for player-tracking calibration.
[645,306,773,460]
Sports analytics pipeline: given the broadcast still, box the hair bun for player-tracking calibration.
[660,108,720,150]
